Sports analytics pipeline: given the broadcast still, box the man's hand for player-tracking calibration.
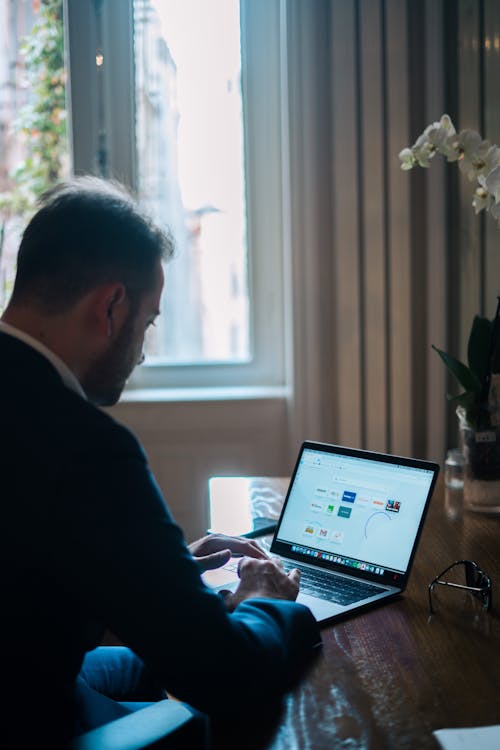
[189,533,269,572]
[222,557,301,611]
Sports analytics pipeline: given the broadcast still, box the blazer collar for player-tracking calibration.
[0,320,87,400]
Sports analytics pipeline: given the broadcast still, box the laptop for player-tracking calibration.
[203,441,440,625]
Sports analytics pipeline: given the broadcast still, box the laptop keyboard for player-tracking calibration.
[281,560,385,605]
[225,558,386,606]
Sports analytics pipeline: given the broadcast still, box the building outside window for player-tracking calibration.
[134,0,250,368]
[125,0,286,390]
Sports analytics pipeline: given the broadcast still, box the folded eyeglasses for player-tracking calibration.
[428,559,492,614]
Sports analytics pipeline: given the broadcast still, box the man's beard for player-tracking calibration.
[82,315,138,406]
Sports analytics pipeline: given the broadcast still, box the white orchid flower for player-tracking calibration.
[398,147,416,170]
[472,185,493,214]
[443,129,481,162]
[399,114,456,170]
[442,128,482,163]
[490,200,500,227]
[459,139,499,181]
[412,132,436,168]
[400,113,500,229]
[426,114,456,152]
[485,164,500,203]
[438,113,456,133]
[480,144,500,177]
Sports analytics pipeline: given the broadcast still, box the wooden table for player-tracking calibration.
[209,475,500,749]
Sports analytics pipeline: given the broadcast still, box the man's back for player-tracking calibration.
[1,333,117,742]
[1,331,320,746]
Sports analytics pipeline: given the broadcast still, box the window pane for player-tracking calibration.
[0,0,69,311]
[134,0,250,365]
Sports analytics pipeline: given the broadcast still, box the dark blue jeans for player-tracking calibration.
[74,646,167,735]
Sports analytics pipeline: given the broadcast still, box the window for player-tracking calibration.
[134,0,249,367]
[66,0,287,391]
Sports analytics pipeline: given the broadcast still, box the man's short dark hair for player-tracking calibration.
[10,176,174,313]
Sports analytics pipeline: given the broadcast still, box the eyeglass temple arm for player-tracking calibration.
[428,578,491,615]
[433,580,486,593]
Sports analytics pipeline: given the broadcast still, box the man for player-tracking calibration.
[0,177,320,747]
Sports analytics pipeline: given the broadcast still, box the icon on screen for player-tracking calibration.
[310,501,323,512]
[386,499,401,512]
[338,506,352,519]
[342,490,356,504]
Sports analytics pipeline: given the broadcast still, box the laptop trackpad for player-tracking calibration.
[202,567,238,592]
[297,592,344,619]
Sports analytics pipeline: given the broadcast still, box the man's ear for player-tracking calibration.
[94,283,128,338]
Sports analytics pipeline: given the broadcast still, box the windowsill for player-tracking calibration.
[119,385,291,403]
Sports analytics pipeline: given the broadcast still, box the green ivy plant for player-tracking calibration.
[432,299,500,430]
[0,0,66,219]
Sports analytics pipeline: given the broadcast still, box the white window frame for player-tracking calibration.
[65,0,288,392]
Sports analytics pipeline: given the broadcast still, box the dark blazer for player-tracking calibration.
[0,332,320,745]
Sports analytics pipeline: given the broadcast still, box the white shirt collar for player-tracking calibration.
[0,320,87,400]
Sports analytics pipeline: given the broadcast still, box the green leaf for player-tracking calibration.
[491,305,500,373]
[467,315,492,383]
[1,0,66,221]
[447,391,477,408]
[432,344,482,393]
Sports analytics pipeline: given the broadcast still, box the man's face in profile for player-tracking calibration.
[83,260,164,406]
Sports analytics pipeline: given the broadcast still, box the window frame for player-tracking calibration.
[65,0,287,391]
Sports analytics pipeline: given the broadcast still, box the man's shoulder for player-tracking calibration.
[48,383,143,459]
[0,332,142,456]
[0,331,67,390]
[76,395,142,455]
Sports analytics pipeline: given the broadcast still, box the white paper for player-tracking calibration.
[433,725,500,750]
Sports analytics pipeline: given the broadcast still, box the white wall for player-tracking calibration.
[108,396,291,542]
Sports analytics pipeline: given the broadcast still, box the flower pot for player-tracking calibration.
[458,408,500,513]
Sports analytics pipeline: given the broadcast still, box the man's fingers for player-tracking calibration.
[246,538,270,556]
[239,556,299,584]
[196,548,231,572]
[288,568,301,586]
[233,557,301,605]
[225,537,269,559]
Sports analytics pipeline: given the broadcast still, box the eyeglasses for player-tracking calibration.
[428,559,492,614]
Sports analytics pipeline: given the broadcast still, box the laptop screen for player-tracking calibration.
[272,444,437,586]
